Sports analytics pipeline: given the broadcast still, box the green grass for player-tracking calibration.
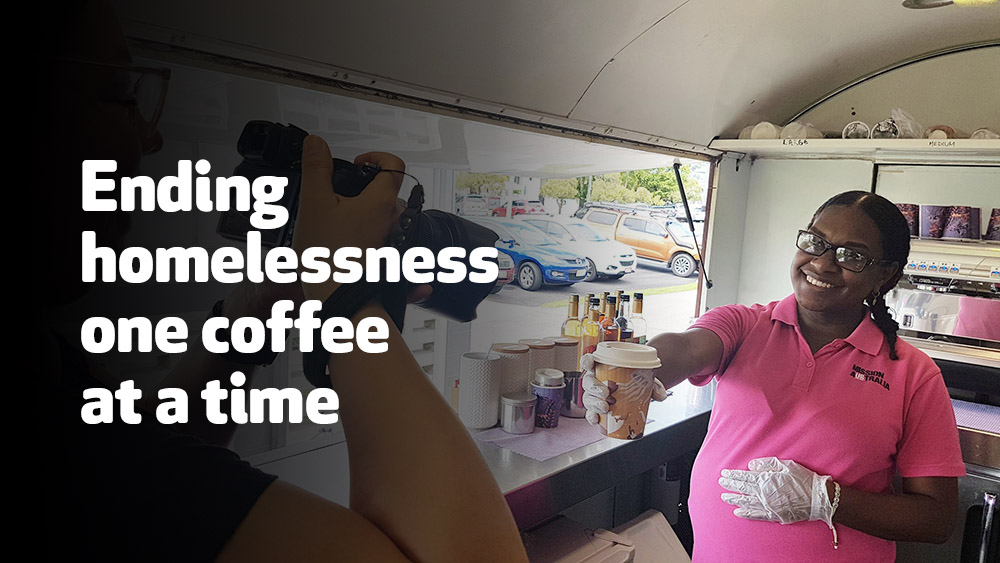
[541,283,697,309]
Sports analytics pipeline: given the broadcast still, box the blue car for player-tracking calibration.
[473,217,588,291]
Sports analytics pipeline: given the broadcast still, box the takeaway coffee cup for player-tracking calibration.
[592,342,662,440]
[985,209,1000,241]
[943,206,981,240]
[919,205,950,239]
[895,203,919,237]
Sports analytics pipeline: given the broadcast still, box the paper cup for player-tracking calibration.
[896,203,919,237]
[919,205,950,239]
[842,121,870,139]
[531,368,565,428]
[985,209,1000,242]
[592,342,661,440]
[943,206,981,240]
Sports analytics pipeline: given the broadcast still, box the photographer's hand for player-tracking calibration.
[294,136,405,301]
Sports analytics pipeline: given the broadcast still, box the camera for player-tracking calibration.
[217,121,500,324]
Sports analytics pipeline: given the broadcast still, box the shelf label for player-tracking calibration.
[781,139,810,146]
[927,140,957,148]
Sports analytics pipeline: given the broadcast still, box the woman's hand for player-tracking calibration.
[293,136,406,301]
[579,353,669,425]
[719,457,836,529]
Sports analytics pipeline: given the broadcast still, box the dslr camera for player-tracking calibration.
[218,121,500,325]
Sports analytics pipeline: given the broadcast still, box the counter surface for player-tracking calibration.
[484,380,715,530]
[253,380,715,530]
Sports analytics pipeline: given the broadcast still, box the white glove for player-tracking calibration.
[580,353,669,426]
[718,457,835,527]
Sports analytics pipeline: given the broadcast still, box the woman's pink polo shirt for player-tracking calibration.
[686,294,965,563]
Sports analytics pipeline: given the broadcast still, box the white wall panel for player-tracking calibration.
[734,159,874,307]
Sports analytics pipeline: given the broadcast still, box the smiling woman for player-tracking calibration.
[581,190,965,561]
[793,191,912,359]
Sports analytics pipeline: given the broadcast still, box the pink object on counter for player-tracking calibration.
[954,297,1000,341]
[475,416,610,462]
[686,294,964,563]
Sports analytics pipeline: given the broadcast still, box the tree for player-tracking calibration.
[456,172,510,195]
[540,179,578,214]
[588,173,664,205]
[622,166,702,203]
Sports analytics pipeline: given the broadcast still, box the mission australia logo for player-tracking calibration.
[849,364,890,391]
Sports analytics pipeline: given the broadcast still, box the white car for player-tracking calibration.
[523,217,637,281]
[456,194,489,216]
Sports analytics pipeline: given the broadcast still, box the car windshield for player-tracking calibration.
[503,221,555,246]
[565,222,605,242]
[666,221,697,246]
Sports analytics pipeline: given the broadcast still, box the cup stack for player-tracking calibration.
[986,209,1000,241]
[518,339,555,380]
[491,343,531,395]
[531,368,566,428]
[458,352,501,429]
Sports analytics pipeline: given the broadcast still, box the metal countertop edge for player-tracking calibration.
[502,411,711,531]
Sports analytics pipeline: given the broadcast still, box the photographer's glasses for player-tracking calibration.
[56,58,170,151]
[795,230,894,273]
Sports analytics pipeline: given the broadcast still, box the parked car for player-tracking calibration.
[455,194,489,216]
[491,251,516,294]
[473,217,588,290]
[691,204,706,222]
[491,199,549,217]
[580,208,700,278]
[523,217,637,282]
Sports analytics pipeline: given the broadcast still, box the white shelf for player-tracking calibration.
[709,138,1000,162]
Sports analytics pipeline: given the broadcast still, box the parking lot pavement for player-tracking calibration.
[486,259,697,308]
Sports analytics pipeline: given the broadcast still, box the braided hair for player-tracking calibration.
[808,191,911,360]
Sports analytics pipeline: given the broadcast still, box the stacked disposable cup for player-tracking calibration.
[519,339,555,378]
[459,352,501,429]
[531,368,565,428]
[491,343,531,395]
[591,342,662,440]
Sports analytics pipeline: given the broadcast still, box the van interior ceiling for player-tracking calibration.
[121,0,999,151]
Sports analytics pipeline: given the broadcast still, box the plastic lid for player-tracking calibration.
[519,339,554,349]
[493,344,529,354]
[545,337,579,347]
[501,392,537,405]
[592,342,662,369]
[533,368,565,387]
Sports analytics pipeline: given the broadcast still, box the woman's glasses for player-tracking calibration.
[795,230,895,273]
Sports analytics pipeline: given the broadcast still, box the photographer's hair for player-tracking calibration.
[808,191,910,360]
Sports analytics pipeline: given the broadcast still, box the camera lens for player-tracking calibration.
[414,210,499,322]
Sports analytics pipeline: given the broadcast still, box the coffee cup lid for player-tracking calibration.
[501,392,537,405]
[592,341,661,369]
[533,368,565,387]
